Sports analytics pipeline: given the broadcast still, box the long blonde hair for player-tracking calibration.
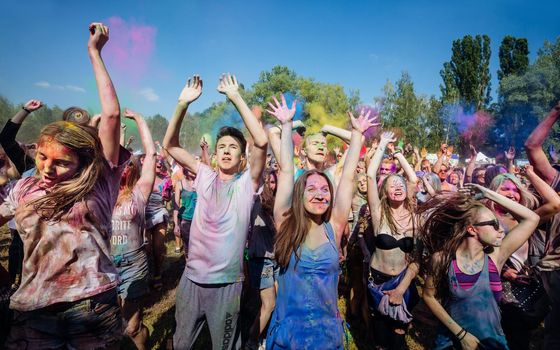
[488,173,538,210]
[27,121,105,221]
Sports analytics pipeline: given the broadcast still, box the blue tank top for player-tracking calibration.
[267,222,344,350]
[433,254,509,350]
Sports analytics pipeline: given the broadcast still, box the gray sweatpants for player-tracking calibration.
[173,271,242,350]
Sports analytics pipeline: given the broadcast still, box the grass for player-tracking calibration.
[0,225,545,349]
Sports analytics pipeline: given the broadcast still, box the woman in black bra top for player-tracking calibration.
[366,131,420,350]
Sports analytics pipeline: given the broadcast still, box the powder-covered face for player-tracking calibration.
[475,170,486,185]
[472,207,504,247]
[497,179,521,203]
[449,173,460,185]
[386,175,407,202]
[438,165,448,181]
[356,160,366,174]
[357,175,367,194]
[303,134,327,164]
[216,135,244,173]
[36,139,80,188]
[380,161,395,175]
[303,174,331,216]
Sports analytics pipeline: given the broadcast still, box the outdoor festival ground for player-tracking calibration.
[0,225,544,349]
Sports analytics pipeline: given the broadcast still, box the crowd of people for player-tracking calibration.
[0,22,559,350]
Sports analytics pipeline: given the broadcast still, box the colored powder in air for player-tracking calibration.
[283,92,305,121]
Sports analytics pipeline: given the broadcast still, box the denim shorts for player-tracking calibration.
[6,289,122,349]
[113,248,149,301]
[248,258,279,290]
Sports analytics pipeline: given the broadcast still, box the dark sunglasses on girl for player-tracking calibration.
[472,220,500,230]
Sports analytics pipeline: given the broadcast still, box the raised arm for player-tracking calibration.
[464,144,477,183]
[199,137,210,166]
[267,95,296,228]
[124,109,156,200]
[467,183,540,268]
[393,152,418,184]
[366,131,395,232]
[162,76,203,174]
[217,74,268,189]
[0,99,42,174]
[433,143,448,174]
[525,165,560,222]
[88,22,121,165]
[505,147,516,174]
[332,110,377,243]
[524,101,560,184]
[321,124,352,144]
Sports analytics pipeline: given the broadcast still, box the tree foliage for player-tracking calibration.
[498,36,529,81]
[440,35,492,110]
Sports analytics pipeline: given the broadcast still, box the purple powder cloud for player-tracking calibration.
[104,16,156,83]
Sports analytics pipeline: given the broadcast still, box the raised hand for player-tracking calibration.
[266,94,296,124]
[178,75,203,104]
[217,73,239,97]
[420,147,428,159]
[200,137,209,151]
[88,22,109,52]
[24,99,43,112]
[379,131,396,146]
[469,144,477,158]
[348,108,379,134]
[89,114,102,127]
[462,183,486,200]
[124,108,141,120]
[446,145,454,157]
[505,146,516,160]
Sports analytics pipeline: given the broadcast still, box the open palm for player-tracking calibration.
[266,94,296,124]
[179,75,203,104]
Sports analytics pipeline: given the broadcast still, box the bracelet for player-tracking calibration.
[459,330,468,341]
[22,106,31,113]
[455,328,467,340]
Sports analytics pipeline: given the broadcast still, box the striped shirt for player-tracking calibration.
[453,257,502,302]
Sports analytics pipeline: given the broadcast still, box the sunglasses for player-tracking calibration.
[472,220,500,230]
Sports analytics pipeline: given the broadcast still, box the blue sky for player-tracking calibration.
[0,0,558,117]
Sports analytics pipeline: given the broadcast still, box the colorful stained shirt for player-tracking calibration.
[0,148,130,311]
[185,162,255,284]
[267,222,344,349]
[111,186,147,257]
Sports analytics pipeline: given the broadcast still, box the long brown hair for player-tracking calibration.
[27,121,105,221]
[274,170,333,269]
[418,192,486,300]
[117,155,142,206]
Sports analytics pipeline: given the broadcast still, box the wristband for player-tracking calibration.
[455,328,467,340]
[459,330,468,341]
[22,106,31,113]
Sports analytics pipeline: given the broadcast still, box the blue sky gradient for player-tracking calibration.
[0,0,558,116]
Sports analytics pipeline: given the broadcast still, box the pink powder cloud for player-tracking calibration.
[104,16,156,82]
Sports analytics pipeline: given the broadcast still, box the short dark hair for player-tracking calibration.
[216,126,246,155]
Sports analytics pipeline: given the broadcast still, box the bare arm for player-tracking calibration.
[266,126,282,170]
[465,144,477,183]
[524,102,560,184]
[332,110,377,243]
[393,152,418,184]
[468,184,540,269]
[199,137,210,166]
[162,76,203,174]
[433,144,447,174]
[366,131,395,232]
[423,256,480,349]
[125,109,156,200]
[525,165,560,222]
[321,124,352,144]
[267,95,296,228]
[217,74,267,189]
[505,147,516,174]
[88,23,121,165]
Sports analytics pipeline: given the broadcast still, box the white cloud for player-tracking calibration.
[34,81,51,88]
[34,81,85,93]
[65,85,86,93]
[369,53,380,61]
[139,88,159,102]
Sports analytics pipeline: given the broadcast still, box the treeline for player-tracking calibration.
[1,35,559,157]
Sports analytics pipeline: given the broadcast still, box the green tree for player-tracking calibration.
[440,35,492,110]
[145,114,169,144]
[498,36,529,81]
